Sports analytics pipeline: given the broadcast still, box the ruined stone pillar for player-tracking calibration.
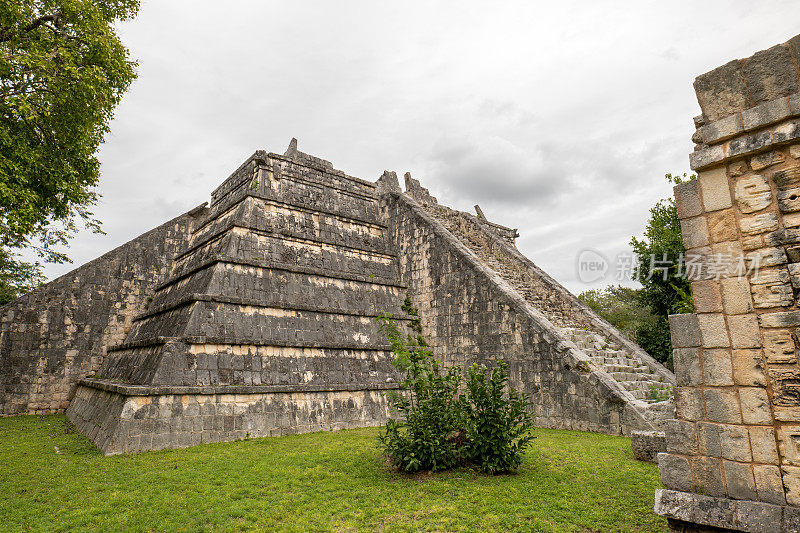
[656,35,800,532]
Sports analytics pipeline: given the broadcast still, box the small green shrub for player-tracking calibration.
[377,308,465,472]
[464,362,534,474]
[377,299,534,474]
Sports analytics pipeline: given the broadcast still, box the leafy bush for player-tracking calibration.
[377,309,465,472]
[463,362,534,474]
[377,299,534,474]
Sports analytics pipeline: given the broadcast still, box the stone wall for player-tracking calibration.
[0,210,200,415]
[67,380,393,455]
[381,180,654,435]
[656,34,800,532]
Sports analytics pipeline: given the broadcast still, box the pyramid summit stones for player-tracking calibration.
[1,139,673,454]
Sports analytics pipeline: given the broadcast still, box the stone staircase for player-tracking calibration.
[427,206,673,404]
[562,328,671,402]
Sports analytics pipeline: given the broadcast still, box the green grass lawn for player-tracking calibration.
[0,415,667,532]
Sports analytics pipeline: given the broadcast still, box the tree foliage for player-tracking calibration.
[579,284,674,367]
[0,0,139,302]
[578,285,654,341]
[626,173,696,367]
[628,173,693,318]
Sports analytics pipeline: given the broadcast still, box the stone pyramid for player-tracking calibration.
[66,140,407,454]
[4,138,675,456]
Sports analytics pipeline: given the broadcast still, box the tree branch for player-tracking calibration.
[0,14,61,43]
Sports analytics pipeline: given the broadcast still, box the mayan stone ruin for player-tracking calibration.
[655,34,800,532]
[0,133,676,455]
[8,27,800,533]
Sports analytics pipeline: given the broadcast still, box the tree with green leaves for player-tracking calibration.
[578,285,658,340]
[627,173,696,367]
[0,0,140,303]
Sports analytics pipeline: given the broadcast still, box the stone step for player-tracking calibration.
[599,364,650,374]
[588,356,641,366]
[621,380,672,392]
[611,372,663,383]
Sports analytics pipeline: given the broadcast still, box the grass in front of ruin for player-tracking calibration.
[0,416,667,532]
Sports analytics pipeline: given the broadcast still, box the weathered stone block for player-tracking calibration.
[770,367,800,409]
[772,166,800,190]
[665,419,698,455]
[690,145,726,171]
[749,267,793,309]
[742,99,791,131]
[777,425,800,466]
[697,314,730,348]
[773,119,800,145]
[762,329,798,364]
[691,456,726,497]
[723,460,757,501]
[728,159,749,177]
[738,212,778,236]
[729,130,773,159]
[738,387,772,425]
[783,213,800,229]
[754,464,786,505]
[703,388,741,424]
[759,310,800,328]
[778,187,800,213]
[782,466,800,506]
[673,348,702,387]
[675,387,703,421]
[750,149,786,171]
[694,60,751,122]
[669,314,701,348]
[699,167,733,212]
[745,246,787,269]
[727,315,761,349]
[788,263,800,288]
[691,280,723,313]
[706,210,738,243]
[658,453,693,492]
[749,426,779,465]
[701,348,734,386]
[631,430,666,462]
[711,240,744,277]
[698,422,722,457]
[733,174,772,214]
[674,180,703,219]
[680,216,710,250]
[719,424,751,462]
[731,349,766,387]
[720,278,754,315]
[742,44,799,103]
[791,143,800,159]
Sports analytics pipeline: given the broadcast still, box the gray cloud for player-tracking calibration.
[22,0,800,298]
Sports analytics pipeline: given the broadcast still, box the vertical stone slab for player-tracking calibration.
[657,33,800,532]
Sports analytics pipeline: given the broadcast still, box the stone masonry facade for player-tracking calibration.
[0,211,200,415]
[656,34,800,532]
[1,138,674,455]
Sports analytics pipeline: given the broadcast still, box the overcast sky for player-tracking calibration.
[28,1,800,294]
